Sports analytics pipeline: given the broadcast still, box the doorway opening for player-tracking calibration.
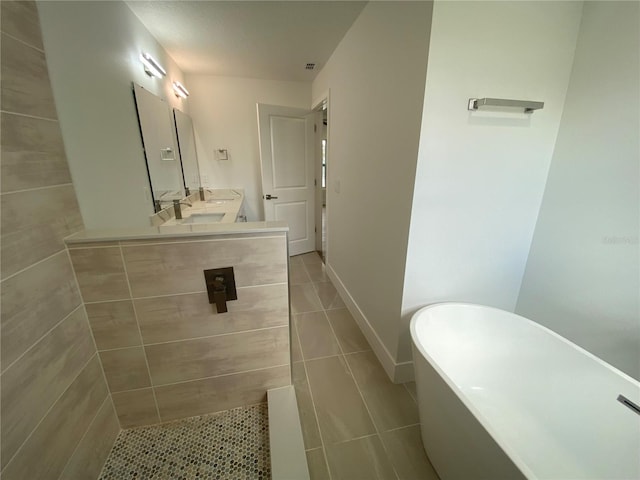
[314,99,328,263]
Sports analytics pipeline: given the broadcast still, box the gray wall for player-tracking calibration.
[0,2,119,478]
[516,1,639,380]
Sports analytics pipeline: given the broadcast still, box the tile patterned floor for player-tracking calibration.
[290,252,440,480]
[99,404,270,480]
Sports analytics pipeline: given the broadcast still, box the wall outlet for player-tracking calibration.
[334,179,341,194]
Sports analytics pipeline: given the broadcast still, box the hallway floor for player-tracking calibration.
[290,253,439,480]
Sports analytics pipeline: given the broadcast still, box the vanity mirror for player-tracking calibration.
[173,108,201,195]
[132,83,186,210]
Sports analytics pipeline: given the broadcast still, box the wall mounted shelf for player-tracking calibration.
[468,98,544,113]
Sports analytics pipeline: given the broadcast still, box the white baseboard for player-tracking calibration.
[326,264,414,384]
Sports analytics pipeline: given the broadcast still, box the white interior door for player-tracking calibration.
[257,104,315,256]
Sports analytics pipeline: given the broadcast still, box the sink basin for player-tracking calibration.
[182,212,225,224]
[206,199,228,205]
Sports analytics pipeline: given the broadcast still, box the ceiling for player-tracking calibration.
[125,1,367,82]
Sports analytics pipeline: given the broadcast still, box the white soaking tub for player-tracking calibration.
[410,303,640,480]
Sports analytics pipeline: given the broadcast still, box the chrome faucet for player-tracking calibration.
[173,199,192,219]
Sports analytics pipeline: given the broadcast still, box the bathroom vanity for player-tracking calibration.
[150,188,246,226]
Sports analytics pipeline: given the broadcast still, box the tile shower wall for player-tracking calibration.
[68,232,291,428]
[0,2,119,479]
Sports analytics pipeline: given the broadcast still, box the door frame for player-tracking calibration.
[312,90,330,263]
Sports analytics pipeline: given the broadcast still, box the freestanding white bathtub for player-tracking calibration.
[410,303,640,480]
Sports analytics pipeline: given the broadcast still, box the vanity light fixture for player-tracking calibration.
[140,52,166,78]
[172,81,190,99]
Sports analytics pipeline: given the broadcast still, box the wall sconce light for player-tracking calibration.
[140,52,166,78]
[172,81,190,99]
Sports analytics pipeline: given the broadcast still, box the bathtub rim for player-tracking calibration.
[409,301,640,479]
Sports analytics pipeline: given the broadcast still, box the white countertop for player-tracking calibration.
[162,189,244,226]
[65,221,289,244]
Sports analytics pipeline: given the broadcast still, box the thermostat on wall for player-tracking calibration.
[216,149,228,160]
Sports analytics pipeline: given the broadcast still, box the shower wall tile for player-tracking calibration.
[145,326,289,386]
[99,347,151,392]
[155,365,290,422]
[1,356,108,480]
[69,232,291,428]
[135,284,288,344]
[0,33,57,120]
[85,300,141,350]
[69,247,129,302]
[111,388,160,428]
[0,111,71,193]
[0,0,44,49]
[0,185,83,279]
[121,236,287,297]
[1,250,81,367]
[59,398,120,480]
[0,307,94,467]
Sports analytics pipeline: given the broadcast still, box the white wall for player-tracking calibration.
[185,75,310,221]
[38,1,188,228]
[400,2,583,362]
[516,2,640,379]
[312,1,433,371]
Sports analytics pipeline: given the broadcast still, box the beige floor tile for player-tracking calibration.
[404,381,418,403]
[292,362,322,450]
[291,321,303,363]
[380,425,440,480]
[290,284,323,314]
[295,311,342,360]
[304,262,329,283]
[301,252,323,265]
[290,263,312,285]
[306,448,330,480]
[325,435,397,480]
[289,255,304,267]
[305,356,375,445]
[345,351,419,432]
[313,281,346,310]
[326,308,371,353]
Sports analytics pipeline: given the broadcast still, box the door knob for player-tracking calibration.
[265,194,278,200]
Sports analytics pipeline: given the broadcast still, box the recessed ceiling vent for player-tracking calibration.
[305,63,316,70]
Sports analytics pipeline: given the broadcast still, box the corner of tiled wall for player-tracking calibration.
[68,232,292,428]
[0,1,119,478]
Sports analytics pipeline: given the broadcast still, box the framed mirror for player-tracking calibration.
[132,83,185,209]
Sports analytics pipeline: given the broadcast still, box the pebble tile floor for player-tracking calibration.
[99,403,270,480]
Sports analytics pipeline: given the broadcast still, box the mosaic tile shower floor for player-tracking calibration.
[99,403,271,480]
